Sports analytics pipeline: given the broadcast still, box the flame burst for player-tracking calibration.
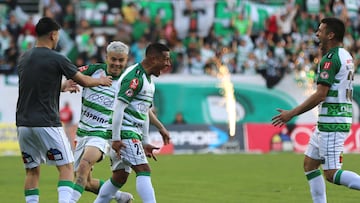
[217,63,236,137]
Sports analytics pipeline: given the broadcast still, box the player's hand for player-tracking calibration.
[100,75,112,86]
[143,144,160,161]
[271,108,293,127]
[112,140,126,158]
[158,128,170,145]
[62,79,80,93]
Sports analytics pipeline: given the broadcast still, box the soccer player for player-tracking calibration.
[272,17,360,202]
[70,41,134,203]
[94,43,171,203]
[16,17,112,203]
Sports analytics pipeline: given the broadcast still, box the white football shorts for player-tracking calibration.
[304,127,346,170]
[73,135,110,171]
[17,126,74,169]
[109,139,148,173]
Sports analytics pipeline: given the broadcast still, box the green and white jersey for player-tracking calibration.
[345,0,359,19]
[116,63,154,140]
[77,64,121,139]
[317,47,354,132]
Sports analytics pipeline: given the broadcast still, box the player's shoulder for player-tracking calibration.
[79,63,106,74]
[122,63,145,78]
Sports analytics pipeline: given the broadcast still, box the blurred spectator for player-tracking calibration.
[75,20,96,63]
[295,11,311,34]
[0,29,11,57]
[62,3,76,39]
[259,49,285,89]
[164,19,178,47]
[132,7,150,42]
[344,0,360,28]
[243,52,258,75]
[60,101,74,149]
[6,13,22,43]
[21,15,36,36]
[235,35,254,73]
[42,0,63,23]
[276,5,298,41]
[173,112,186,124]
[4,38,19,74]
[189,50,205,75]
[130,36,147,63]
[331,0,348,21]
[183,30,201,58]
[253,41,268,71]
[265,14,278,36]
[60,101,73,126]
[18,29,36,54]
[172,52,189,74]
[200,41,215,64]
[231,11,252,36]
[121,2,139,25]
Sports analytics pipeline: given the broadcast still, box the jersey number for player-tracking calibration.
[134,143,142,155]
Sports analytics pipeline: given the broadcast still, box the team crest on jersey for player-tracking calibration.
[320,71,329,79]
[129,78,139,89]
[323,62,331,70]
[125,89,134,97]
[79,65,89,72]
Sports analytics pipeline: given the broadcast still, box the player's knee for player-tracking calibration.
[112,170,129,185]
[323,170,336,183]
[78,159,92,172]
[303,156,321,172]
[85,182,99,194]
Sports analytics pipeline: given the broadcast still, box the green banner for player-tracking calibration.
[154,82,297,125]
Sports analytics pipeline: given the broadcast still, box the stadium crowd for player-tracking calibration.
[1,0,360,88]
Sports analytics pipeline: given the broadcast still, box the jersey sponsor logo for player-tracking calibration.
[86,93,114,108]
[79,65,89,72]
[129,78,139,89]
[82,110,109,124]
[323,62,331,70]
[320,71,329,79]
[327,53,333,59]
[346,59,352,64]
[125,89,134,97]
[22,152,34,163]
[46,148,63,161]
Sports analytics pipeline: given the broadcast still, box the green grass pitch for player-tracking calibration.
[1,153,360,203]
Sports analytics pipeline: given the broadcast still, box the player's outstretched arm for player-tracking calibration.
[72,72,112,87]
[149,110,170,145]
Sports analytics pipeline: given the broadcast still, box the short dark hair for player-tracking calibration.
[145,43,170,57]
[321,17,345,42]
[35,17,61,37]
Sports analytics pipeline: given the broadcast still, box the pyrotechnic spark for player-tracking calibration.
[217,63,236,136]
